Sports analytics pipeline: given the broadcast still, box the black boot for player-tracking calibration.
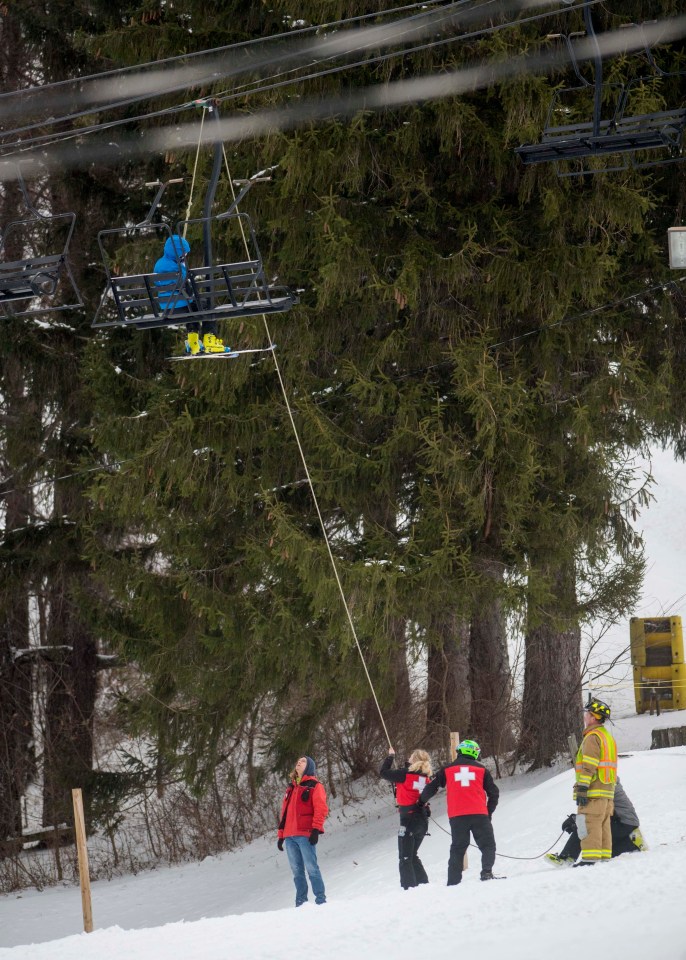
[480,870,494,881]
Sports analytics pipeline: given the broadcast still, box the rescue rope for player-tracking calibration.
[181,104,206,239]
[381,790,566,860]
[219,151,393,748]
[429,817,564,860]
[428,813,564,859]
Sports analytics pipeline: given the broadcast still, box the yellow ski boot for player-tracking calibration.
[185,332,202,355]
[630,828,646,851]
[202,332,231,354]
[544,853,575,866]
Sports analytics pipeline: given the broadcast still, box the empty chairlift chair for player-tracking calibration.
[515,12,686,175]
[0,168,82,318]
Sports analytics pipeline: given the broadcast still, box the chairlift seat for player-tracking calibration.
[517,106,686,165]
[0,253,65,303]
[93,261,297,330]
[0,209,82,317]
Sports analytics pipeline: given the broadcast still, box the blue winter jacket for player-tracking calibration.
[153,235,191,309]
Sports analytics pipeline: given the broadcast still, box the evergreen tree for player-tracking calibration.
[81,0,686,785]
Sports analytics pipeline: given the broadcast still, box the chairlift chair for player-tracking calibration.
[515,8,686,175]
[92,178,298,331]
[0,166,83,318]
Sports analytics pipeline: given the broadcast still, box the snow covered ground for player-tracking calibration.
[2,451,685,958]
[1,709,685,959]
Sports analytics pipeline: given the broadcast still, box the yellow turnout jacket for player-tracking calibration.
[575,721,617,799]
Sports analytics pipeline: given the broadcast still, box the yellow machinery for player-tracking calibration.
[630,616,685,714]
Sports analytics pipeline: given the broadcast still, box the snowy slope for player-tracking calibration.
[2,712,685,960]
[2,452,686,958]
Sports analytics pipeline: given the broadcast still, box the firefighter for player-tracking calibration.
[573,696,618,865]
[420,739,499,885]
[379,747,433,889]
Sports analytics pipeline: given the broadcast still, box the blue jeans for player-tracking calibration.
[284,836,326,905]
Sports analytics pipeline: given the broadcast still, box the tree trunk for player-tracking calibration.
[469,556,514,760]
[519,563,583,768]
[0,352,36,842]
[383,613,413,744]
[42,575,98,828]
[425,609,471,756]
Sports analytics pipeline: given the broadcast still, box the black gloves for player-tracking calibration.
[561,813,577,834]
[575,785,589,807]
[308,829,320,845]
[422,802,431,818]
[277,838,284,851]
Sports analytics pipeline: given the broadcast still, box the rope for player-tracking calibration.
[217,150,393,748]
[426,812,565,860]
[181,106,206,238]
[380,788,566,860]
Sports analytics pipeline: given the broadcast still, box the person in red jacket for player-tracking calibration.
[277,756,329,906]
[420,738,499,885]
[380,746,433,890]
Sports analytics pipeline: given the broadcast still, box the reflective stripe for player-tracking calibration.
[594,728,617,783]
[575,726,617,787]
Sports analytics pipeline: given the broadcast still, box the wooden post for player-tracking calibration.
[567,733,578,766]
[72,788,93,934]
[449,731,460,760]
[448,731,468,871]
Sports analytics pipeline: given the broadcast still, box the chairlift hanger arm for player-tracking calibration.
[221,166,280,218]
[583,0,603,139]
[1,162,49,220]
[136,179,185,227]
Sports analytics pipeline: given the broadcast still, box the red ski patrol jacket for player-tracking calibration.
[420,752,499,818]
[379,755,431,812]
[278,776,329,839]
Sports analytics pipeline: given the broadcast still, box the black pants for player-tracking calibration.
[398,812,429,889]
[448,814,495,885]
[168,303,217,337]
[559,816,638,860]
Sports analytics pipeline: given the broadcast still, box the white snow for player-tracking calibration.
[2,452,686,958]
[1,721,685,959]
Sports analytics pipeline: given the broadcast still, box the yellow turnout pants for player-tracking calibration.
[578,797,614,862]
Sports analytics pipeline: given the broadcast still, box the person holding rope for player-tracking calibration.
[277,755,329,907]
[420,738,499,885]
[379,746,433,890]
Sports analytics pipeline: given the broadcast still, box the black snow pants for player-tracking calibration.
[559,816,638,861]
[398,811,429,889]
[447,814,495,885]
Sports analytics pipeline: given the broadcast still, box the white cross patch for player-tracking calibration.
[412,777,427,792]
[454,766,476,787]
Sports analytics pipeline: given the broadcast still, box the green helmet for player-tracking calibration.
[457,739,481,760]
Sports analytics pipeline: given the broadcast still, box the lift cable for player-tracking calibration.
[0,0,601,158]
[0,0,494,137]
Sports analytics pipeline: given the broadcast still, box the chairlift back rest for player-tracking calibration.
[542,106,686,141]
[186,261,263,294]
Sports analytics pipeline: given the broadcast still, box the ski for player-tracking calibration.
[168,345,276,362]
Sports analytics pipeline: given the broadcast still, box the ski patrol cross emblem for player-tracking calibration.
[412,777,427,791]
[454,766,476,787]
